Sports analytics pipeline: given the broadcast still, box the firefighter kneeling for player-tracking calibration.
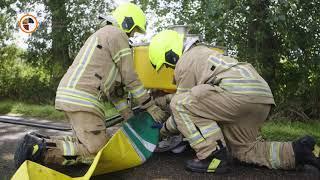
[14,3,167,168]
[149,30,320,173]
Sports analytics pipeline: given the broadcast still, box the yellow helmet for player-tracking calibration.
[112,3,146,33]
[149,30,184,71]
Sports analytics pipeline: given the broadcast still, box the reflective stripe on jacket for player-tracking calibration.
[55,25,153,117]
[174,45,275,105]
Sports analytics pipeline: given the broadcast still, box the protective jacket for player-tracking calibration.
[174,45,275,105]
[55,25,152,118]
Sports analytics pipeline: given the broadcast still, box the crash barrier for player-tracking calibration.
[11,112,159,180]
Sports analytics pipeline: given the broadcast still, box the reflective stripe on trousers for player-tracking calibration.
[187,122,222,147]
[269,142,281,169]
[130,85,147,99]
[61,140,77,165]
[112,99,128,111]
[175,96,223,146]
[176,96,198,135]
[62,140,76,156]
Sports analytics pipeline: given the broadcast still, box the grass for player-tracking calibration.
[0,100,118,121]
[262,120,320,143]
[0,100,65,120]
[0,100,319,143]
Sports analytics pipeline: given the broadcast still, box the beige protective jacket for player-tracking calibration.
[55,25,152,118]
[174,45,275,105]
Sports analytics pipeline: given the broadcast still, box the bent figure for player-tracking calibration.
[149,30,320,173]
[14,3,166,168]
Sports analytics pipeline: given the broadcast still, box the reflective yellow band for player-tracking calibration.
[207,158,221,172]
[104,48,132,93]
[269,142,281,169]
[199,123,221,138]
[103,65,119,93]
[63,136,73,142]
[62,141,76,156]
[114,52,131,63]
[56,88,105,117]
[188,133,205,146]
[68,141,75,156]
[220,85,273,97]
[208,56,253,78]
[68,36,98,88]
[113,48,131,63]
[313,145,320,158]
[188,123,221,147]
[219,78,272,96]
[62,141,69,156]
[113,99,128,111]
[130,85,147,98]
[32,145,39,155]
[176,87,190,94]
[176,96,197,135]
[58,87,100,102]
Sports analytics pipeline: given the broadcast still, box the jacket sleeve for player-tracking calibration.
[174,66,197,94]
[107,30,154,109]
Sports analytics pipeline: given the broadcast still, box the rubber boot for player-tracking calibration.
[14,133,46,168]
[185,146,230,173]
[292,135,320,170]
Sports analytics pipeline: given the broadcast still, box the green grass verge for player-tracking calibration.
[0,100,319,143]
[0,100,118,121]
[0,100,65,120]
[262,120,320,143]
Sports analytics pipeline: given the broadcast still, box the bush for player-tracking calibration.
[0,45,56,103]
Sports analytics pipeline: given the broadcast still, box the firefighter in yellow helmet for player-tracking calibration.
[149,30,320,173]
[14,3,167,167]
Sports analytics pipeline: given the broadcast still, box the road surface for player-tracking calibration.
[0,117,319,180]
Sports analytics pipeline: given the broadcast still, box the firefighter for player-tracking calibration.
[14,3,166,167]
[149,30,320,173]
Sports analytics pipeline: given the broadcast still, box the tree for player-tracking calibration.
[17,0,114,83]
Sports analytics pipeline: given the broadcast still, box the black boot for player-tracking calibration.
[185,146,230,173]
[14,133,46,168]
[292,135,320,170]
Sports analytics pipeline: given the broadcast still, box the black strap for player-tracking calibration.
[141,97,152,106]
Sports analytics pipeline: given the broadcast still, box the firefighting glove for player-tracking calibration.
[154,94,174,110]
[151,122,163,129]
[147,104,167,123]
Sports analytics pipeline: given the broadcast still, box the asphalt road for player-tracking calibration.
[0,118,319,180]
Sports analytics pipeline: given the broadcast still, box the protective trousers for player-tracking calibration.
[167,84,295,169]
[43,111,110,165]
